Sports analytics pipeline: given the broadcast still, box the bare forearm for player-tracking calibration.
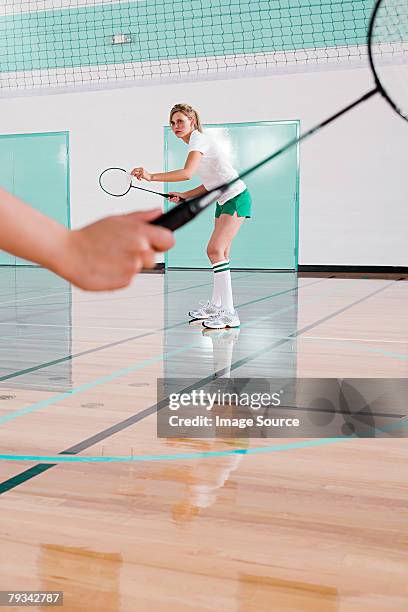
[0,187,69,272]
[151,169,191,182]
[0,188,175,291]
[183,184,208,199]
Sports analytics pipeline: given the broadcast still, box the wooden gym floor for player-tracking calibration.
[0,268,407,611]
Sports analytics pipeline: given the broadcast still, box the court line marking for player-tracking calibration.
[0,285,69,301]
[0,279,399,409]
[0,329,157,340]
[0,272,253,328]
[66,271,256,304]
[0,278,323,383]
[1,268,370,318]
[0,324,151,330]
[333,342,408,361]
[301,336,408,344]
[0,271,255,323]
[0,270,254,310]
[3,331,405,343]
[0,303,75,329]
[0,290,72,308]
[0,290,325,425]
[2,399,407,468]
[0,280,400,477]
[2,334,406,344]
[1,421,406,465]
[0,272,270,331]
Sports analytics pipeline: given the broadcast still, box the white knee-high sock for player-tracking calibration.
[211,259,234,312]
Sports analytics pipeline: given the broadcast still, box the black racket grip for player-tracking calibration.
[162,193,185,201]
[151,198,201,231]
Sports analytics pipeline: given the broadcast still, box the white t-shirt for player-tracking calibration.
[187,130,246,205]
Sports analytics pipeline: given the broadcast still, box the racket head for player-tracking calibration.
[99,167,132,197]
[368,0,408,122]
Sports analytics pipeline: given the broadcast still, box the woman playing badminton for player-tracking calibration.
[131,103,252,329]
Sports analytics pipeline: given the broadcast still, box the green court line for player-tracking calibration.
[0,437,368,463]
[2,411,406,465]
[0,342,194,425]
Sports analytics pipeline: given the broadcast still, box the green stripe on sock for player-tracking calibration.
[213,261,230,271]
[213,266,230,273]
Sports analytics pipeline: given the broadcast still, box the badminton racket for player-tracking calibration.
[99,167,185,201]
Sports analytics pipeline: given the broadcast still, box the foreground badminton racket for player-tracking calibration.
[152,0,407,231]
[99,167,185,201]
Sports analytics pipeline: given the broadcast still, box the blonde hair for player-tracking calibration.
[169,103,203,132]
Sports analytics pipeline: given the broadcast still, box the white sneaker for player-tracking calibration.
[189,300,221,320]
[202,309,240,329]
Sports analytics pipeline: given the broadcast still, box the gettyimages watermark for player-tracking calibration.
[156,378,408,439]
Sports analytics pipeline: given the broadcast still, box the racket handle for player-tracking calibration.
[151,198,201,231]
[162,193,185,202]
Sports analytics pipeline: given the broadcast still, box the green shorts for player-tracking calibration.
[215,188,252,218]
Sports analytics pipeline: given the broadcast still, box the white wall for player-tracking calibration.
[0,65,407,266]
